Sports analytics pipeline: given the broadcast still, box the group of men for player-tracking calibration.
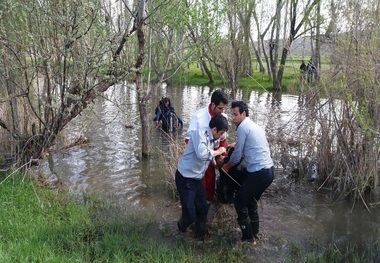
[174,89,275,242]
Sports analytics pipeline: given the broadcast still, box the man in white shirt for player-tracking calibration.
[176,115,228,241]
[185,89,229,202]
[222,101,274,242]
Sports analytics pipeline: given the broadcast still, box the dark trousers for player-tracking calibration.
[234,167,274,221]
[175,170,208,229]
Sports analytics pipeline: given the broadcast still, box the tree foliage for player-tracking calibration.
[0,0,131,166]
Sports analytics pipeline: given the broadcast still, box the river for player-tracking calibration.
[35,83,380,261]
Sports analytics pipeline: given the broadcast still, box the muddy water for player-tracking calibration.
[36,84,380,259]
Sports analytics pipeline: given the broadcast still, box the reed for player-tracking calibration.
[156,132,185,200]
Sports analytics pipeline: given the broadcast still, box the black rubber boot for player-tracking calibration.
[238,217,253,242]
[194,218,206,241]
[177,218,188,233]
[250,212,259,240]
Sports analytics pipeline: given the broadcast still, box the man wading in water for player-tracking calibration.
[222,101,274,242]
[185,89,229,203]
[176,115,228,241]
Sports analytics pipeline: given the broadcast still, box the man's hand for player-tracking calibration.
[222,160,235,173]
[214,147,226,157]
[215,155,226,168]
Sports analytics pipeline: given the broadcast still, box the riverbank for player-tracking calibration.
[0,172,246,262]
[1,172,376,262]
[170,63,298,90]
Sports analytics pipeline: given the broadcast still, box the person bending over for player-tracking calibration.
[176,115,228,241]
[222,101,274,242]
[185,89,229,202]
[154,97,183,127]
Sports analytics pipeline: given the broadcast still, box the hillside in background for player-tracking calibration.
[261,35,332,59]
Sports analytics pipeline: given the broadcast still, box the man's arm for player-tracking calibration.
[192,130,226,161]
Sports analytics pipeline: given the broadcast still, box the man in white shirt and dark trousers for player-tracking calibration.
[222,101,274,242]
[185,89,229,203]
[176,115,228,241]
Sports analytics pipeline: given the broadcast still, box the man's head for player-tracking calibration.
[210,89,229,116]
[163,97,170,106]
[231,101,249,126]
[209,115,229,140]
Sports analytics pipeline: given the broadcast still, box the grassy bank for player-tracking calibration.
[171,56,330,90]
[1,170,376,262]
[0,172,246,262]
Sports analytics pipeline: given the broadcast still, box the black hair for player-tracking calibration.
[231,101,249,117]
[209,115,229,132]
[161,96,171,107]
[211,89,228,106]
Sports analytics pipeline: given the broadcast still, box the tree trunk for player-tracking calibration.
[250,33,265,73]
[271,3,282,91]
[200,57,214,83]
[135,0,150,158]
[274,0,318,90]
[314,0,321,81]
[275,42,290,90]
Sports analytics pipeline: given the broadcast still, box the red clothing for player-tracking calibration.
[202,138,227,201]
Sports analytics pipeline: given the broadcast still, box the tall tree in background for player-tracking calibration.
[273,0,318,91]
[237,0,254,76]
[184,0,220,84]
[269,0,284,87]
[251,0,268,74]
[314,0,322,80]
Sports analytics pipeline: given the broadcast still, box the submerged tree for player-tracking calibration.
[0,0,138,167]
[0,0,212,166]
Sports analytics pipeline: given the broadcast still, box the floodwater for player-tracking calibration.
[35,84,380,261]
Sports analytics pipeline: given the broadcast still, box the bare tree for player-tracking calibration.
[251,4,268,74]
[0,0,132,167]
[237,1,254,76]
[270,0,284,88]
[273,0,319,91]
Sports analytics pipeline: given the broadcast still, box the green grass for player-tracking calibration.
[0,172,245,262]
[171,65,298,90]
[2,166,376,262]
[171,56,331,90]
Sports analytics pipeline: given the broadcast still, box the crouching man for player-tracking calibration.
[176,115,228,241]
